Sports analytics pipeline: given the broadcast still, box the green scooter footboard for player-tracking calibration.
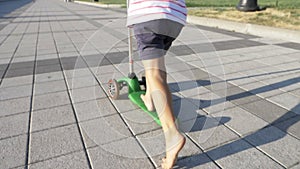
[128,91,161,126]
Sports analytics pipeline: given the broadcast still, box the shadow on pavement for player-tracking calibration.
[0,0,33,19]
[175,103,299,168]
[170,75,300,168]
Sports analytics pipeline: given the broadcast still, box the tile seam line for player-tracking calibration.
[187,130,287,169]
[0,22,30,86]
[58,3,127,41]
[56,16,158,169]
[192,75,300,141]
[182,133,222,168]
[61,1,298,168]
[194,63,300,117]
[66,8,294,166]
[0,40,272,80]
[0,122,78,142]
[25,5,41,168]
[48,4,94,169]
[21,149,86,168]
[4,29,98,36]
[184,66,297,167]
[170,59,300,161]
[56,8,158,168]
[212,114,292,168]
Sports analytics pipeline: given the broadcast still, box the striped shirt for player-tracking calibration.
[127,0,187,26]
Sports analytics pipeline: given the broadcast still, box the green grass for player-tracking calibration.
[186,0,300,9]
[76,0,300,30]
[77,0,300,9]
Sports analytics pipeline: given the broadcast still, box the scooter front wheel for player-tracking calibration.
[108,79,120,100]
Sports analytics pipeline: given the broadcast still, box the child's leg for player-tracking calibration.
[140,75,155,111]
[142,57,185,169]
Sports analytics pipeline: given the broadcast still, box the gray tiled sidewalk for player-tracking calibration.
[0,0,300,169]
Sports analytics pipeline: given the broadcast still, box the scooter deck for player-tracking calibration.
[128,91,161,126]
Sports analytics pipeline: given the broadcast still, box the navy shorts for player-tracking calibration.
[133,19,183,60]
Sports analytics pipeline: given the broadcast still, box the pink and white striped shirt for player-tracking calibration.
[127,0,187,26]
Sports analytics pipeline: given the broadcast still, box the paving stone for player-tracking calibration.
[66,75,97,89]
[80,128,98,148]
[244,126,300,168]
[61,58,88,71]
[121,109,161,135]
[225,86,261,105]
[1,75,33,87]
[5,66,33,78]
[240,82,284,99]
[277,42,300,50]
[36,58,60,67]
[261,74,300,92]
[0,135,27,169]
[172,98,203,125]
[101,137,148,159]
[290,163,300,169]
[32,105,76,132]
[0,96,30,117]
[106,81,140,112]
[186,116,239,150]
[274,115,300,139]
[177,54,201,63]
[64,68,92,79]
[137,128,200,165]
[34,80,67,95]
[70,85,106,103]
[213,107,268,136]
[36,54,58,61]
[93,64,118,75]
[36,64,61,74]
[0,63,8,71]
[95,71,125,85]
[166,62,195,73]
[251,37,287,45]
[0,84,32,101]
[73,98,118,122]
[240,99,296,124]
[268,93,300,114]
[0,112,28,139]
[176,153,220,168]
[29,151,90,169]
[59,51,79,58]
[177,82,210,98]
[88,145,154,169]
[33,91,70,110]
[206,138,284,169]
[80,114,132,147]
[191,92,227,111]
[35,71,64,83]
[203,100,236,114]
[30,125,84,163]
[9,60,34,70]
[280,82,300,93]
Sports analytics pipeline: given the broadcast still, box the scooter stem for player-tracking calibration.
[128,28,134,75]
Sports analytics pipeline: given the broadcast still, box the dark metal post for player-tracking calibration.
[237,0,261,11]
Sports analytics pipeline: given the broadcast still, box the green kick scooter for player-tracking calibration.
[107,28,161,126]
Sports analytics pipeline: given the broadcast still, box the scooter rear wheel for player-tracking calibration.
[108,79,120,99]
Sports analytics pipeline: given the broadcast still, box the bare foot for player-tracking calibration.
[141,94,155,111]
[161,134,186,169]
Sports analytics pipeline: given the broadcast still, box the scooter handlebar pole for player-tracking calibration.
[127,0,134,75]
[128,27,134,74]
